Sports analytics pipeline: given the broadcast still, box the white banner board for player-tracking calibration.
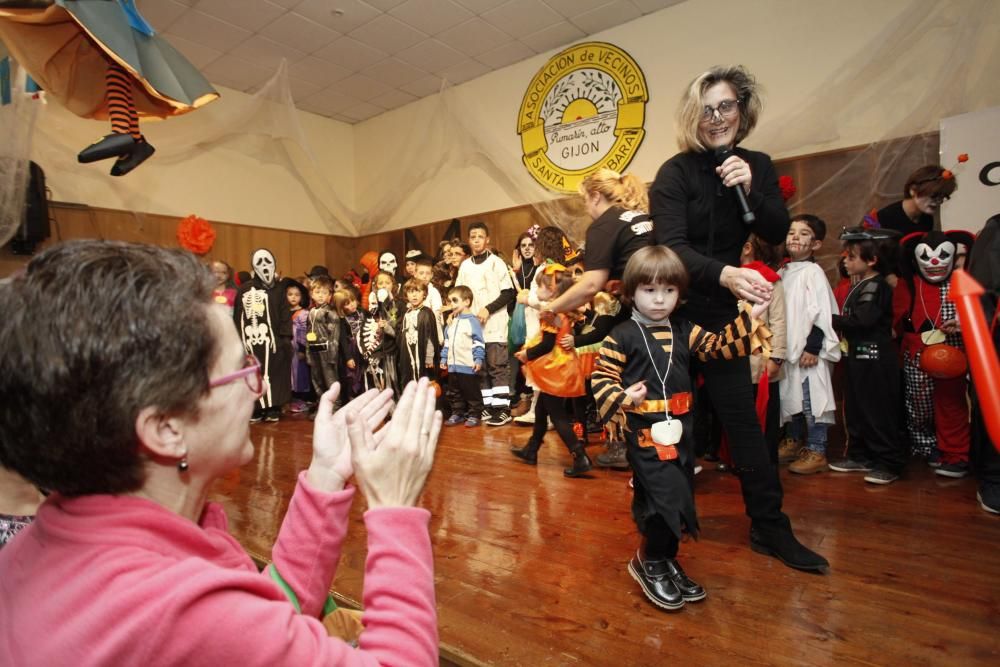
[940,106,1000,234]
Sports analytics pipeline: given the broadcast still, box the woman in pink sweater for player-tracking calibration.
[0,240,441,666]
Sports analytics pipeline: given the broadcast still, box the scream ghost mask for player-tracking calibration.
[251,248,277,287]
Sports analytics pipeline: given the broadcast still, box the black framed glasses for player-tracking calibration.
[209,354,263,395]
[700,99,739,123]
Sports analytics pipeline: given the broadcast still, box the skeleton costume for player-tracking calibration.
[397,304,439,387]
[893,230,976,461]
[591,303,770,555]
[235,248,292,419]
[358,288,399,394]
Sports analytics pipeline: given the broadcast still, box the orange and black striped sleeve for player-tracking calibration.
[689,302,772,362]
[592,334,632,430]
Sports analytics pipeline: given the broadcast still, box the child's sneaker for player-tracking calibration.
[828,458,873,473]
[935,461,969,479]
[464,417,481,428]
[864,468,899,485]
[487,409,512,426]
[788,449,827,475]
[977,488,1000,514]
[778,437,802,464]
[444,414,465,427]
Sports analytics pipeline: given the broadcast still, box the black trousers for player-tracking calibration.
[698,355,786,527]
[531,392,580,453]
[448,372,483,419]
[843,351,906,473]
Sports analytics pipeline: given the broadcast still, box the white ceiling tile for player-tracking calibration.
[288,77,323,100]
[348,14,428,55]
[290,56,353,86]
[229,35,307,71]
[476,40,534,69]
[195,0,288,33]
[399,74,445,97]
[341,101,386,122]
[135,0,189,32]
[314,36,388,70]
[438,58,489,85]
[368,88,418,110]
[436,18,510,57]
[259,12,341,53]
[300,87,364,114]
[452,0,508,13]
[631,0,685,13]
[269,0,305,8]
[482,0,562,37]
[202,54,273,92]
[541,0,612,18]
[295,0,381,33]
[520,20,584,53]
[570,0,641,34]
[389,0,474,36]
[366,0,408,9]
[335,73,393,101]
[168,10,253,52]
[162,33,224,69]
[394,39,465,74]
[362,58,429,88]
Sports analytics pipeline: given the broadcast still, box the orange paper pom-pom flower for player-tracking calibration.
[177,215,216,255]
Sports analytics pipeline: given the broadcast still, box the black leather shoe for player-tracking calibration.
[664,559,706,602]
[511,442,539,465]
[563,450,592,477]
[78,133,135,163]
[750,525,829,572]
[111,139,156,176]
[628,552,684,611]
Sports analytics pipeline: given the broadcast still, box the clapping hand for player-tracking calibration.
[308,385,394,492]
[346,378,442,508]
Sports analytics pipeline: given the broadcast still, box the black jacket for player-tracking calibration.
[651,147,789,328]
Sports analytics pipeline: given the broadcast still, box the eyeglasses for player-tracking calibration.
[699,99,739,123]
[209,354,263,395]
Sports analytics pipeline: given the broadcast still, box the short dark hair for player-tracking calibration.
[791,213,827,241]
[0,241,216,496]
[448,285,473,304]
[469,221,489,236]
[904,164,958,200]
[403,278,428,297]
[310,274,334,291]
[622,245,689,304]
[414,255,434,268]
[842,229,900,276]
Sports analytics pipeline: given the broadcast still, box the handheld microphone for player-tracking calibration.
[714,147,755,225]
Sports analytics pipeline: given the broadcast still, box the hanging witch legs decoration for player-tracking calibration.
[0,0,219,175]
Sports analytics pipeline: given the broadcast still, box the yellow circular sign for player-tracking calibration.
[517,42,648,194]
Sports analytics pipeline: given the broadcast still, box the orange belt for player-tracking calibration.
[627,391,693,416]
[636,429,679,461]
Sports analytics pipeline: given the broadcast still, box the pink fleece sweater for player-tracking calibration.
[0,472,437,666]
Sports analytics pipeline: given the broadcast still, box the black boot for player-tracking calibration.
[563,447,592,477]
[664,559,706,602]
[627,551,684,611]
[511,440,540,465]
[78,133,135,163]
[750,520,829,572]
[110,139,156,176]
[738,464,829,572]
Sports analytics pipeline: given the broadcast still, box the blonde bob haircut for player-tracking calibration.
[621,245,690,306]
[579,168,649,213]
[675,65,762,153]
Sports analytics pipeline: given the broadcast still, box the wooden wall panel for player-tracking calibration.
[1,132,939,284]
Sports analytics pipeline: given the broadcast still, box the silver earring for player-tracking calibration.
[178,457,189,472]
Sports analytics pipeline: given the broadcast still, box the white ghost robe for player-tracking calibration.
[778,261,841,425]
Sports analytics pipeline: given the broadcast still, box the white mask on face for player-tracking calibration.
[251,248,276,287]
[914,240,955,284]
[379,252,397,275]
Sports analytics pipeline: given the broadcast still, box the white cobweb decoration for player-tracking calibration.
[0,57,39,248]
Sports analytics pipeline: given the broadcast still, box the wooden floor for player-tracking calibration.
[210,416,1000,666]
